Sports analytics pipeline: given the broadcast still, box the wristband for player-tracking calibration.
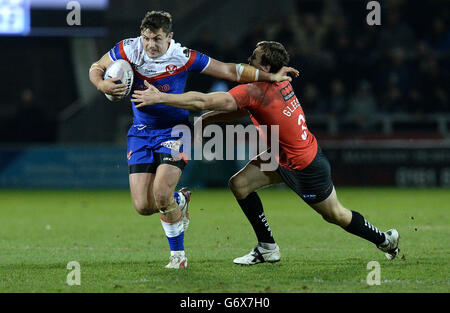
[235,64,259,82]
[89,64,105,73]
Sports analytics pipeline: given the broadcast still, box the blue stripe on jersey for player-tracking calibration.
[109,50,116,61]
[188,51,210,73]
[110,42,123,61]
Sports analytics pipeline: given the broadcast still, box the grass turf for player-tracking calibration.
[0,187,448,293]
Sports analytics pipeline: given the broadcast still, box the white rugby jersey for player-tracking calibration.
[109,37,211,128]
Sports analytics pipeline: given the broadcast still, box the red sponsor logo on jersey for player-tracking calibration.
[166,64,177,74]
[280,84,295,101]
[127,150,133,160]
[157,84,170,92]
[136,82,170,92]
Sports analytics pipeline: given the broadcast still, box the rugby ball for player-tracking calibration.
[103,59,134,101]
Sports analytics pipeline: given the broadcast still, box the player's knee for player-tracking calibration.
[228,175,249,199]
[154,192,173,211]
[133,200,157,216]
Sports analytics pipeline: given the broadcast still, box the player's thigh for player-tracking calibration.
[229,152,283,199]
[129,172,158,215]
[152,164,182,208]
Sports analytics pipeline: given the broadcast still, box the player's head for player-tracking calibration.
[248,41,290,73]
[140,10,173,58]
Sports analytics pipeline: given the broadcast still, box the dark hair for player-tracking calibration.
[256,41,290,73]
[140,11,172,34]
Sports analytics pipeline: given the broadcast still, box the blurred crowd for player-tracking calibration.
[1,0,448,144]
[190,0,449,122]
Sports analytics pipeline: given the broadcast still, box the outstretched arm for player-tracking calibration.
[132,81,238,112]
[202,58,299,83]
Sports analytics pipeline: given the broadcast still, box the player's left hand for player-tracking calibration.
[131,80,161,108]
[271,66,300,82]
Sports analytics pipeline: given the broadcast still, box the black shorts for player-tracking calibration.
[277,146,334,205]
[129,152,187,174]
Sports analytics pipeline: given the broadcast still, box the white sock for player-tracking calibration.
[170,250,185,257]
[160,218,184,238]
[177,192,186,211]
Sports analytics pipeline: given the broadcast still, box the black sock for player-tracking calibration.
[343,211,386,245]
[237,192,275,244]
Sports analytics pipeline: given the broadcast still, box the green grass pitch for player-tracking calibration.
[0,187,448,293]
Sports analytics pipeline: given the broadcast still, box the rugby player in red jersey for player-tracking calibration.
[132,41,400,265]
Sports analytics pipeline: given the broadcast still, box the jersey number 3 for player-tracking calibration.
[298,114,308,140]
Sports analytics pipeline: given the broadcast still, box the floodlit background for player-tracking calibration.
[0,0,449,189]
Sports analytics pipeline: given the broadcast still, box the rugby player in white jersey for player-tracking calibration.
[89,11,298,268]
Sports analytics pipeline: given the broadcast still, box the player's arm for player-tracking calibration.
[89,53,127,97]
[132,81,238,112]
[202,58,299,83]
